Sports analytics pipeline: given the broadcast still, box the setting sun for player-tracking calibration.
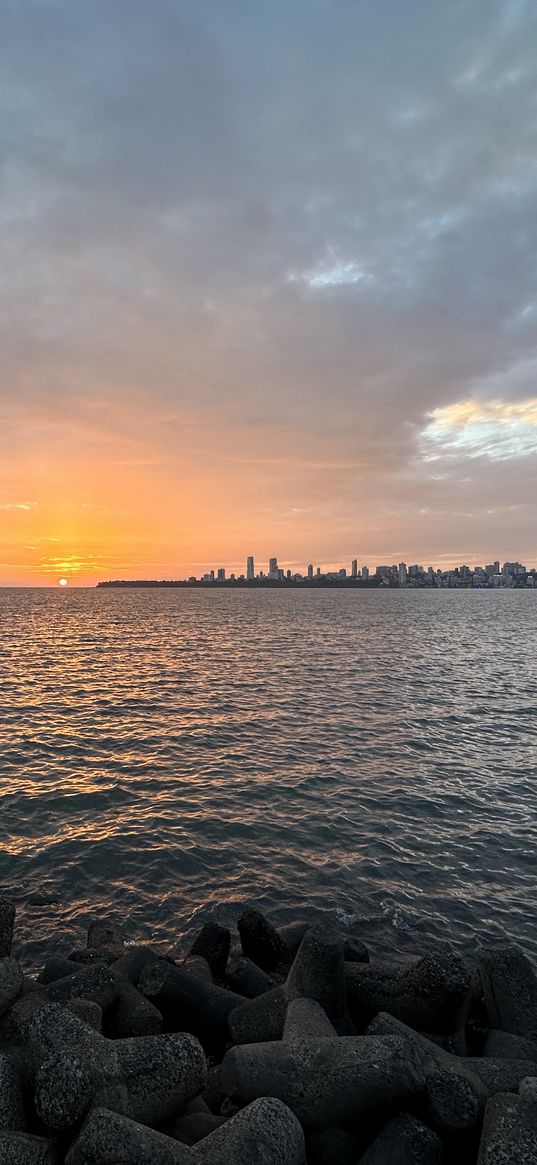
[59,578,68,587]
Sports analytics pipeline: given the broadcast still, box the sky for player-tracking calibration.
[1,0,537,585]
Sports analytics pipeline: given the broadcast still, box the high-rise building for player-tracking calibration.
[268,557,278,577]
[362,565,369,580]
[217,568,226,582]
[247,556,255,580]
[307,564,313,579]
[351,558,358,577]
[398,562,407,586]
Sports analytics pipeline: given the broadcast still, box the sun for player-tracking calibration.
[59,578,68,587]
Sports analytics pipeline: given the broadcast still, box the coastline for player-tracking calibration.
[1,898,536,1162]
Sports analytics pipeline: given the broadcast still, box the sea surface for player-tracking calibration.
[1,586,536,970]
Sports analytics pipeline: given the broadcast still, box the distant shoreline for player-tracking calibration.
[95,579,530,590]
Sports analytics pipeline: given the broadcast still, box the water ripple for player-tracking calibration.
[0,586,536,968]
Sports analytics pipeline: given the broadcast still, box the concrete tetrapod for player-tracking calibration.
[368,1011,537,1098]
[139,958,246,1045]
[222,1034,425,1129]
[0,957,23,1016]
[65,1107,191,1165]
[478,944,537,1043]
[0,1051,26,1132]
[346,943,472,1041]
[283,997,338,1042]
[477,1092,537,1163]
[0,900,15,959]
[190,1097,306,1165]
[237,910,287,971]
[0,1131,59,1165]
[46,963,118,1009]
[228,926,346,1044]
[189,923,231,979]
[357,1113,443,1164]
[28,1003,207,1132]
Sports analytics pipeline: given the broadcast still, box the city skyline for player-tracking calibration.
[98,552,537,589]
[2,2,537,586]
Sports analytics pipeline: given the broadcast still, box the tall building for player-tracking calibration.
[247,556,255,580]
[217,568,226,582]
[268,557,278,577]
[307,563,313,580]
[362,565,369,580]
[398,562,407,586]
[351,558,358,578]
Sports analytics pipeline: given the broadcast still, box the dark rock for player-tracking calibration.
[358,1113,443,1164]
[347,944,472,1040]
[229,926,346,1044]
[237,909,286,971]
[170,1113,227,1145]
[177,1096,212,1117]
[344,938,369,963]
[465,1057,537,1094]
[182,955,214,984]
[222,1034,425,1129]
[189,1096,306,1164]
[47,963,118,1010]
[139,958,245,1047]
[483,1029,537,1060]
[0,1051,26,1132]
[111,945,159,986]
[104,979,162,1038]
[0,1131,60,1164]
[38,957,81,985]
[203,1065,226,1115]
[28,1002,207,1132]
[0,991,49,1046]
[0,899,15,959]
[226,956,274,998]
[228,984,287,1044]
[0,957,23,1016]
[426,1067,487,1133]
[477,1091,537,1162]
[65,1106,189,1164]
[189,923,231,978]
[87,919,126,961]
[66,948,109,966]
[479,944,537,1043]
[520,1077,537,1101]
[277,921,310,961]
[283,997,337,1042]
[64,998,103,1031]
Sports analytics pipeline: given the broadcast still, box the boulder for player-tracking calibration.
[189,923,230,978]
[0,900,15,960]
[237,910,287,971]
[357,1113,443,1164]
[477,1091,537,1162]
[479,944,537,1043]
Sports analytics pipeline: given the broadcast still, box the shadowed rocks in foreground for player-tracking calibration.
[1,900,537,1163]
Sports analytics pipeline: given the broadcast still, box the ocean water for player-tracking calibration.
[1,586,536,970]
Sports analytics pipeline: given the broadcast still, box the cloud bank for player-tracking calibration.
[1,0,536,580]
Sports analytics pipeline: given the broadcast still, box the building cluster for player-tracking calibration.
[197,557,537,587]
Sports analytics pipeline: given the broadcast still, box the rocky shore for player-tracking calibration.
[1,897,537,1163]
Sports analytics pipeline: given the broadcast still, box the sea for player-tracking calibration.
[1,586,536,970]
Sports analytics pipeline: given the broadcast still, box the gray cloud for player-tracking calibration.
[1,0,536,565]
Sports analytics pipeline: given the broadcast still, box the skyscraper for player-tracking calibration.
[307,564,313,579]
[269,557,278,577]
[247,556,255,580]
[351,558,357,577]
